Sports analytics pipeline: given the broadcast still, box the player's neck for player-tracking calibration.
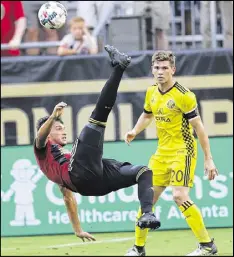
[158,80,175,92]
[50,139,63,148]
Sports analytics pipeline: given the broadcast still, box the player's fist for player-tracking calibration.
[51,102,67,118]
[76,231,96,242]
[8,37,21,49]
[124,129,137,145]
[204,158,218,180]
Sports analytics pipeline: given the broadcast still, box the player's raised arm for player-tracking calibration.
[59,185,96,242]
[36,102,67,149]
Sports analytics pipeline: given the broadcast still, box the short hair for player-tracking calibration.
[36,116,64,131]
[69,16,85,27]
[151,51,176,67]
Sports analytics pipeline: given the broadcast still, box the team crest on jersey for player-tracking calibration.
[166,99,175,109]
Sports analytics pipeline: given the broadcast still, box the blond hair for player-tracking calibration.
[152,51,176,67]
[69,16,85,27]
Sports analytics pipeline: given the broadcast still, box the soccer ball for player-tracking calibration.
[38,1,67,29]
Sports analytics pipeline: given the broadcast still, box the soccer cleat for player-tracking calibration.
[186,238,218,256]
[104,45,131,69]
[125,245,146,256]
[136,212,161,230]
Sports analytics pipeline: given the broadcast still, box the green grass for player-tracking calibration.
[1,228,233,256]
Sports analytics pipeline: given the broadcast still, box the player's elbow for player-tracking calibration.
[63,195,74,203]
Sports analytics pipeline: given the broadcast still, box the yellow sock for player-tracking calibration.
[135,207,154,247]
[179,200,211,243]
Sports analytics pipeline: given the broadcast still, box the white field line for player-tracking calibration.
[2,236,137,250]
[43,237,136,249]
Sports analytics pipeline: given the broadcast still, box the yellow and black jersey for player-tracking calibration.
[144,82,199,157]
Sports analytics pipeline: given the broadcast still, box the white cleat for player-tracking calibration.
[125,246,146,256]
[186,239,218,256]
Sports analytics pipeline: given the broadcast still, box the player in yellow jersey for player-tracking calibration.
[124,51,219,256]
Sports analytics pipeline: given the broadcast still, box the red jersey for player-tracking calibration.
[34,140,76,192]
[1,1,25,56]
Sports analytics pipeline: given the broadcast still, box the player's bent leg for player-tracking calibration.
[125,160,168,256]
[136,169,161,230]
[118,164,160,230]
[170,155,218,256]
[126,186,166,256]
[172,186,218,256]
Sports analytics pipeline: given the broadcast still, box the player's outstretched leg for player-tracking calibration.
[89,45,131,126]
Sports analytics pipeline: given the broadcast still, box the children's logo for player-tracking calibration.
[2,159,44,226]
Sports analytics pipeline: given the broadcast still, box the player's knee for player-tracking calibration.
[136,167,152,182]
[172,190,188,206]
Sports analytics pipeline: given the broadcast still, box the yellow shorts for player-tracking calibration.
[148,155,197,188]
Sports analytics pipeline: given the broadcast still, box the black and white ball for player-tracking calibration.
[38,1,67,29]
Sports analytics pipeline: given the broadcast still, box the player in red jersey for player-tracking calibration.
[34,45,161,242]
[1,1,26,56]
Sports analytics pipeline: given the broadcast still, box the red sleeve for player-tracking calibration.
[13,1,25,21]
[34,139,50,160]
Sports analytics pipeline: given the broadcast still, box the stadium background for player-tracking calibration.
[1,1,233,255]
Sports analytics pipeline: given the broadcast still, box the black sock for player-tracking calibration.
[90,65,124,123]
[135,245,144,252]
[200,241,213,248]
[137,169,154,214]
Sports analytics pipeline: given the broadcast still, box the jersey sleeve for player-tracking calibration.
[143,88,152,114]
[34,139,49,160]
[13,1,25,21]
[181,91,199,120]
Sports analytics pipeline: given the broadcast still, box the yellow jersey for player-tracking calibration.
[144,82,198,157]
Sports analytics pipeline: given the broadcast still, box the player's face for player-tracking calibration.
[49,121,67,146]
[152,61,176,84]
[70,22,85,40]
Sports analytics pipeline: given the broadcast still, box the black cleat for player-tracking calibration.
[136,212,161,230]
[104,45,131,69]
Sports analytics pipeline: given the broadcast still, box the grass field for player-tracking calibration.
[1,228,233,256]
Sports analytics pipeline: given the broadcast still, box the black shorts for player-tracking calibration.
[68,123,148,196]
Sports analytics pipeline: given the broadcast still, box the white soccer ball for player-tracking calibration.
[38,1,67,29]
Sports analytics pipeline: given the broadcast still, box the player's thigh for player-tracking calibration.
[70,125,105,176]
[149,157,171,187]
[169,155,197,187]
[79,123,105,149]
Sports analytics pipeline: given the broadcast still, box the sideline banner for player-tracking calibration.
[1,75,233,146]
[1,49,233,83]
[1,137,233,236]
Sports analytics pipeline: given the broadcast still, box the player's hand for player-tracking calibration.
[8,37,21,49]
[51,102,67,118]
[124,129,137,145]
[76,231,96,242]
[204,158,218,180]
[83,26,90,36]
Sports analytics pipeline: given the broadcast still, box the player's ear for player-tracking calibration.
[172,66,176,75]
